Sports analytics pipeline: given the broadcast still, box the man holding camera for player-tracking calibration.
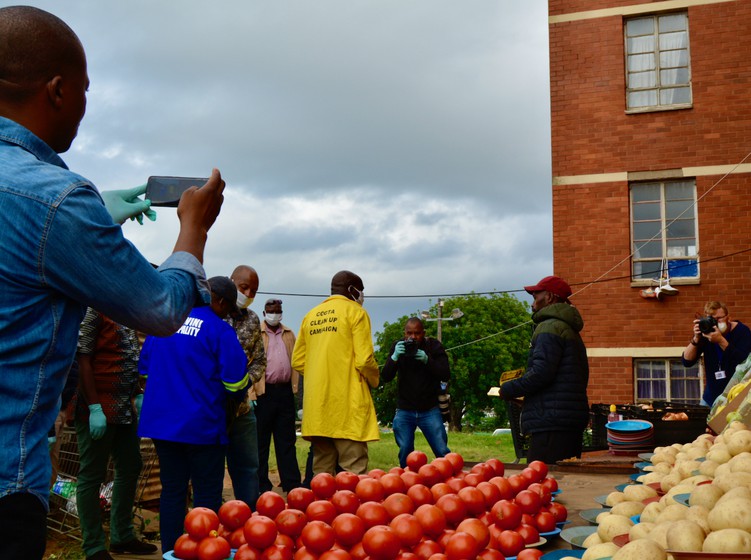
[381,317,451,468]
[682,301,751,407]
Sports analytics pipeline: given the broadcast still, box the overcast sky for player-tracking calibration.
[23,1,552,338]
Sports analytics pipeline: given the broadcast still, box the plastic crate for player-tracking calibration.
[627,401,709,447]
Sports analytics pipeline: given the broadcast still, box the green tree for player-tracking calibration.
[373,293,532,432]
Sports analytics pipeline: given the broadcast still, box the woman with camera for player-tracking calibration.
[682,301,751,407]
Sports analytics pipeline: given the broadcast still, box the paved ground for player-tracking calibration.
[50,464,631,558]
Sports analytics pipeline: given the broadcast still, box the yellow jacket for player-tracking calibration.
[291,295,380,442]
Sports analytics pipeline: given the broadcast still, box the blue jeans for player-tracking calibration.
[392,407,450,468]
[226,409,260,508]
[153,439,226,553]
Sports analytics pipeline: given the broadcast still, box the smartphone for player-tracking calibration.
[145,176,208,207]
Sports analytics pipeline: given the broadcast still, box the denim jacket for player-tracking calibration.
[0,116,210,508]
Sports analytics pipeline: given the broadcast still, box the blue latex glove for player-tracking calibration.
[88,404,107,440]
[391,340,406,362]
[414,349,428,364]
[100,184,157,225]
[134,393,144,421]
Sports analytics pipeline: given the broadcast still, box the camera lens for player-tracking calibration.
[698,316,718,334]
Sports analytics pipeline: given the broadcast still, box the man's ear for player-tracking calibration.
[46,75,65,109]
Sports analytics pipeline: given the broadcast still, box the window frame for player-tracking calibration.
[624,11,693,113]
[630,179,699,286]
[634,358,703,404]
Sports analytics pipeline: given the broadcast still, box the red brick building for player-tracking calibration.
[548,0,751,405]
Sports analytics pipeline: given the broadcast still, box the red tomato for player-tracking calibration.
[184,507,220,540]
[243,515,278,550]
[427,554,447,560]
[349,541,367,560]
[197,535,231,560]
[234,544,263,560]
[173,533,200,560]
[526,483,552,506]
[444,531,479,560]
[435,494,467,527]
[547,501,567,522]
[520,467,542,485]
[406,450,429,471]
[470,463,494,482]
[414,504,447,538]
[335,471,361,492]
[292,547,318,560]
[455,518,490,550]
[477,548,504,560]
[437,528,455,549]
[257,491,286,520]
[396,553,419,560]
[412,539,442,560]
[516,549,544,560]
[229,526,248,548]
[457,486,486,517]
[389,466,405,476]
[506,474,529,493]
[389,513,423,547]
[461,473,482,487]
[380,473,407,496]
[218,500,252,531]
[515,523,539,545]
[444,453,464,475]
[497,529,525,557]
[490,500,522,530]
[520,513,535,527]
[332,512,366,547]
[488,477,513,500]
[400,469,423,489]
[362,526,401,560]
[306,499,338,525]
[320,550,353,560]
[475,481,502,509]
[407,484,434,507]
[514,490,542,515]
[274,533,295,548]
[355,477,385,503]
[355,501,390,529]
[331,490,361,515]
[445,477,468,494]
[431,458,454,481]
[541,476,559,494]
[383,492,415,518]
[311,473,338,500]
[534,511,557,533]
[417,464,441,487]
[301,520,336,554]
[275,509,307,538]
[287,487,316,512]
[368,468,387,479]
[430,483,453,502]
[527,460,548,479]
[484,458,505,478]
[261,544,294,560]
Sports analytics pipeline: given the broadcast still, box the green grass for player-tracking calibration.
[269,430,519,474]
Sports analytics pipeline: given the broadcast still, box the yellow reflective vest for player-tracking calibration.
[291,295,380,442]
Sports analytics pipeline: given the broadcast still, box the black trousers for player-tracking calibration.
[527,430,583,464]
[0,492,47,560]
[255,383,301,492]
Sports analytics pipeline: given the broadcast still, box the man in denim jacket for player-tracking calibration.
[0,7,225,558]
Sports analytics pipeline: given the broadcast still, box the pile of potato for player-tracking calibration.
[578,420,751,559]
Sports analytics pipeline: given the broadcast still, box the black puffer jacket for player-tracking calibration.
[501,303,589,434]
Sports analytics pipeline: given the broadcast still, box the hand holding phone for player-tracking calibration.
[146,176,209,207]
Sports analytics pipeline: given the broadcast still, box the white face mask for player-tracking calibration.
[265,313,282,327]
[236,290,253,309]
[718,321,728,334]
[349,285,364,305]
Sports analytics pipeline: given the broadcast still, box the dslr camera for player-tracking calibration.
[698,316,718,335]
[403,338,418,357]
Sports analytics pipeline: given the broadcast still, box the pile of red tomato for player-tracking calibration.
[172,452,567,560]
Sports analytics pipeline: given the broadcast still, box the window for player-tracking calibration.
[635,359,702,404]
[625,12,691,111]
[630,180,698,282]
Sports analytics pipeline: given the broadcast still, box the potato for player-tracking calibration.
[659,472,683,493]
[646,522,671,549]
[713,471,751,492]
[638,472,663,484]
[640,501,665,524]
[629,521,655,541]
[582,542,620,560]
[605,491,626,506]
[583,531,603,547]
[651,462,673,475]
[707,445,732,464]
[729,452,751,473]
[686,446,707,460]
[714,462,731,478]
[717,486,751,505]
[685,504,711,534]
[676,460,702,478]
[689,483,724,510]
[707,496,751,531]
[665,519,705,551]
[702,528,751,552]
[597,514,634,543]
[612,538,667,560]
[699,459,719,477]
[595,510,611,524]
[624,484,658,502]
[655,504,688,524]
[611,500,646,518]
